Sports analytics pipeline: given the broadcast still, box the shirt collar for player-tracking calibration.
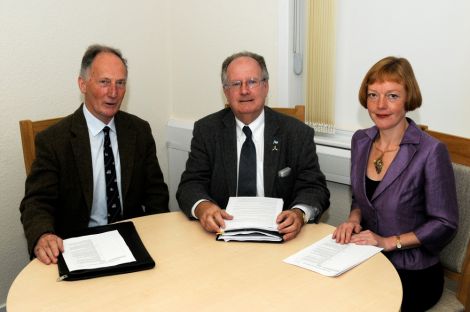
[82,104,116,136]
[235,110,265,139]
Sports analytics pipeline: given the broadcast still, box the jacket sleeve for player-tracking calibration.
[414,142,459,254]
[289,125,330,222]
[19,131,59,257]
[176,122,216,218]
[140,121,169,214]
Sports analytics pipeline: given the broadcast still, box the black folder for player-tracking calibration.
[57,221,155,281]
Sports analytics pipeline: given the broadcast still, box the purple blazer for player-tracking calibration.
[350,119,458,270]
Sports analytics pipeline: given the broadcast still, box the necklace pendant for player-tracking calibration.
[374,158,384,174]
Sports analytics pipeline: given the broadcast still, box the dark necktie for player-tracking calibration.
[103,126,122,223]
[238,126,257,196]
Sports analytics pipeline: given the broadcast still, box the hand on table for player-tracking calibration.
[277,209,304,241]
[332,221,362,244]
[34,233,64,265]
[195,201,233,233]
[349,230,392,251]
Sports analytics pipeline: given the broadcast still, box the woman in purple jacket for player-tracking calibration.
[333,56,458,312]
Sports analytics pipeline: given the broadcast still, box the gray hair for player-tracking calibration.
[80,44,128,79]
[221,51,269,85]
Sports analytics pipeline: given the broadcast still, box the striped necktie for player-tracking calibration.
[103,126,122,223]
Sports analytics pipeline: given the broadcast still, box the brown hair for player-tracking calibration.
[358,56,422,111]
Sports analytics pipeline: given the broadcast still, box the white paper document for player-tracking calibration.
[217,197,283,242]
[62,230,136,271]
[283,234,383,276]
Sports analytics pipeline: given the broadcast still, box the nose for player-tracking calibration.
[239,81,250,95]
[377,95,387,109]
[107,83,117,98]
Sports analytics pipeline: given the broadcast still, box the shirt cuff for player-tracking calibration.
[292,204,319,222]
[191,199,210,219]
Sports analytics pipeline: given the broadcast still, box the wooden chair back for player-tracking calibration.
[19,117,62,175]
[224,104,305,122]
[422,126,470,310]
[421,125,470,166]
[270,105,305,122]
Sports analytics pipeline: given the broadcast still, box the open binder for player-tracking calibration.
[57,221,155,281]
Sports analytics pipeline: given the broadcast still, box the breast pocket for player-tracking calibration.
[275,167,295,200]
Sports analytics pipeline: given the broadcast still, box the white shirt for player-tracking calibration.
[83,105,122,226]
[191,110,315,221]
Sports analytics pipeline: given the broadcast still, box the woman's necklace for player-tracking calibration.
[373,142,399,174]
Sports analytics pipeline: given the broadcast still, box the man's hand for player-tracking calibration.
[194,201,233,233]
[34,233,64,265]
[276,209,305,241]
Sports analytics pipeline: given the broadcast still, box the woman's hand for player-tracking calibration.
[333,221,362,244]
[350,230,395,251]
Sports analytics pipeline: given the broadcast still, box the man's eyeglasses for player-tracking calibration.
[223,78,266,90]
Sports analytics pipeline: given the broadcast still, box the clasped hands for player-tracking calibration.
[194,201,305,241]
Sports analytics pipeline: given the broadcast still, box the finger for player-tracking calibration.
[57,237,64,253]
[220,210,233,220]
[202,215,220,233]
[353,223,362,233]
[276,211,289,223]
[277,211,297,229]
[334,226,346,244]
[283,229,300,241]
[333,225,348,243]
[332,228,338,239]
[213,212,227,230]
[345,228,354,244]
[279,214,302,233]
[277,216,294,231]
[48,239,61,258]
[35,247,52,265]
[350,235,365,244]
[43,244,59,264]
[36,247,53,264]
[279,223,301,235]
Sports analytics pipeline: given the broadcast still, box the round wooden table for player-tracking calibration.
[8,211,402,311]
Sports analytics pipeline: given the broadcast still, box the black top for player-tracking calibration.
[365,175,380,200]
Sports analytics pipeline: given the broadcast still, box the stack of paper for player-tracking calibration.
[283,234,383,276]
[217,197,284,242]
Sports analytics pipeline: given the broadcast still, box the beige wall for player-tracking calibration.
[169,0,280,121]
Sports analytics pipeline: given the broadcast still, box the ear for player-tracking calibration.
[262,80,269,97]
[223,87,230,101]
[78,76,87,94]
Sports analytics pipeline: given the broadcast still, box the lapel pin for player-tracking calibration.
[272,139,279,151]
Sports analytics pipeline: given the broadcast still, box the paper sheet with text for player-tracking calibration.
[62,230,136,271]
[283,234,382,276]
[224,196,283,231]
